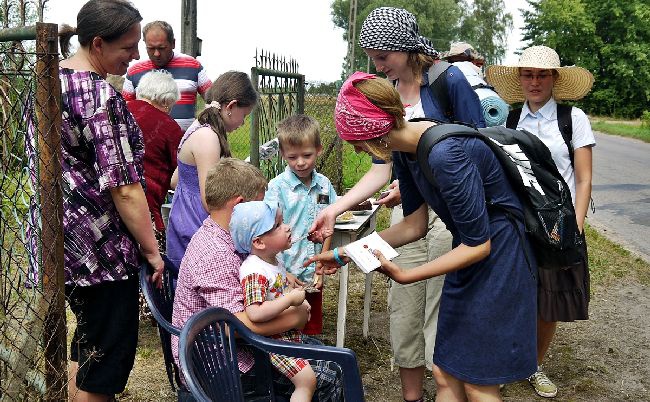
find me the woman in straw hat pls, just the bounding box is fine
[486,45,595,399]
[310,9,485,401]
[307,71,538,401]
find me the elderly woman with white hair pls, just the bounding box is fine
[126,70,183,250]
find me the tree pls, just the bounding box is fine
[331,0,464,76]
[521,0,650,117]
[459,0,513,64]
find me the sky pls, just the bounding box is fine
[44,0,530,82]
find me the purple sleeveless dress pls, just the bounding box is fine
[165,123,211,271]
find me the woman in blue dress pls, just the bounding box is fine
[308,72,537,401]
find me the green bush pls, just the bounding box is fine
[641,111,650,128]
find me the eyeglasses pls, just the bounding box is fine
[519,73,554,81]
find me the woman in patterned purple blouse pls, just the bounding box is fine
[57,1,164,400]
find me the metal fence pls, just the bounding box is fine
[0,21,370,402]
[0,20,67,401]
[246,50,371,195]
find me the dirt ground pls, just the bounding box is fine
[324,269,650,401]
[122,269,650,401]
[121,229,650,401]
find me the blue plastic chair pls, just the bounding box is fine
[179,307,365,402]
[139,258,184,392]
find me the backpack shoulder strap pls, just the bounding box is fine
[427,61,453,121]
[416,123,481,188]
[506,107,522,129]
[556,103,574,167]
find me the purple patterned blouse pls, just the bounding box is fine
[59,68,145,286]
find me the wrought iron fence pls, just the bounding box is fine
[0,19,67,401]
[245,50,372,195]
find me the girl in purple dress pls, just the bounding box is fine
[165,71,258,270]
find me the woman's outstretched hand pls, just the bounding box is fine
[304,249,349,275]
[373,249,406,283]
[373,179,402,208]
[308,206,337,243]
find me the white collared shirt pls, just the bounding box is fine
[513,98,596,204]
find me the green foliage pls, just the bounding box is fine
[458,0,513,64]
[307,81,340,96]
[590,120,650,143]
[330,0,511,75]
[521,0,650,118]
[641,111,650,128]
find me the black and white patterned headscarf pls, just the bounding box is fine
[358,7,439,58]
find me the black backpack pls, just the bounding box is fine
[426,60,454,121]
[415,121,585,270]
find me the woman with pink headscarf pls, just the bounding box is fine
[307,72,537,401]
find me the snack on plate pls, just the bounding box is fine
[349,199,372,211]
[336,210,354,223]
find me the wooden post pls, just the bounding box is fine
[35,22,66,402]
[180,0,198,57]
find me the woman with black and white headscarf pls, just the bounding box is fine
[310,7,485,402]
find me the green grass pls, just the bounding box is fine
[591,120,650,143]
[584,223,650,287]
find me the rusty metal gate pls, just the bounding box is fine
[248,50,344,193]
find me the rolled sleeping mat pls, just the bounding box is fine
[476,87,509,127]
[452,61,509,127]
[453,61,485,87]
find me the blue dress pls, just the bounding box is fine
[394,133,537,385]
[165,124,210,271]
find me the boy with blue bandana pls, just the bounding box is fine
[231,201,316,402]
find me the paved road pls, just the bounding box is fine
[589,132,650,262]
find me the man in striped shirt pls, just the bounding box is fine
[122,21,212,132]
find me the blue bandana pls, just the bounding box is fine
[230,201,278,254]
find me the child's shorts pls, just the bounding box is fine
[66,274,139,395]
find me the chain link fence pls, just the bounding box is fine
[0,22,67,401]
[0,25,371,402]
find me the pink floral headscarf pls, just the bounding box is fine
[335,72,395,141]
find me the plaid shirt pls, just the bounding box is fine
[59,68,144,286]
[240,256,308,378]
[171,217,254,373]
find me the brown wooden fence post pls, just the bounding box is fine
[35,22,66,402]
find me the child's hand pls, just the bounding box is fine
[312,273,323,290]
[301,299,312,322]
[286,272,304,289]
[287,287,306,306]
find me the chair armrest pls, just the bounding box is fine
[138,262,181,336]
[226,309,365,401]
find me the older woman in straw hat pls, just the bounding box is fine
[486,45,595,399]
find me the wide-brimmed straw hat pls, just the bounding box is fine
[485,45,594,104]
